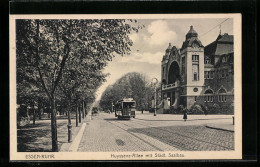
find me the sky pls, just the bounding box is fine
[95,18,233,103]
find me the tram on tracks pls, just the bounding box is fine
[114,98,136,119]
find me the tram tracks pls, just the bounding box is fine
[97,114,234,151]
[95,115,164,151]
[132,119,234,150]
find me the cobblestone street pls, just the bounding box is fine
[76,111,234,152]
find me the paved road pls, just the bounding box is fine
[77,111,234,152]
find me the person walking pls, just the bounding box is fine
[183,109,188,121]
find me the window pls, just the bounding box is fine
[194,96,197,102]
[204,96,213,102]
[218,95,227,102]
[205,58,211,64]
[194,72,198,81]
[222,56,227,63]
[192,55,199,61]
[204,71,208,79]
[218,88,227,102]
[211,71,215,78]
[192,64,199,81]
[204,89,214,102]
[205,71,214,79]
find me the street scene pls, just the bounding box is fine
[13,16,238,157]
[69,111,234,152]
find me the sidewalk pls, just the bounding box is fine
[17,114,82,152]
[59,114,91,152]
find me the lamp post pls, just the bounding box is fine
[152,78,158,116]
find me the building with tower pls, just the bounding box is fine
[160,26,234,112]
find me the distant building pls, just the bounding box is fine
[161,26,234,111]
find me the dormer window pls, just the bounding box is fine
[205,58,211,64]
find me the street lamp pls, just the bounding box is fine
[152,78,158,116]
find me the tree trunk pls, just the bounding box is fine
[33,108,36,125]
[84,102,88,115]
[50,97,58,152]
[76,102,78,127]
[38,100,42,120]
[68,100,71,125]
[38,106,42,120]
[82,101,85,119]
[79,102,81,123]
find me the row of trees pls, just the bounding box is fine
[16,19,141,151]
[99,72,161,111]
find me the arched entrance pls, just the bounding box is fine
[168,61,180,84]
[166,61,180,109]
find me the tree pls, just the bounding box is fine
[16,19,139,151]
[99,72,155,110]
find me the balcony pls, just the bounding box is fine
[162,81,179,91]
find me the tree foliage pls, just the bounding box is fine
[16,19,140,151]
[99,72,160,111]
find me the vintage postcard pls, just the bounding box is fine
[10,14,242,161]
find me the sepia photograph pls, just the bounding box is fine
[9,14,242,160]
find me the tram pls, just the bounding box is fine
[114,98,136,119]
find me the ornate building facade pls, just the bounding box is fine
[160,26,234,111]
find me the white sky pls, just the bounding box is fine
[95,18,233,102]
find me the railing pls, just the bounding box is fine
[162,82,179,90]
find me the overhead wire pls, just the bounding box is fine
[134,18,230,52]
[199,18,230,39]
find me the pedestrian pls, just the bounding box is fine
[201,105,208,116]
[183,109,188,121]
[204,109,208,116]
[141,109,144,114]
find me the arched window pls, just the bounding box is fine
[218,88,226,94]
[218,88,227,102]
[204,89,214,102]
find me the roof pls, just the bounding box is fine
[181,37,203,49]
[162,44,180,62]
[217,33,233,43]
[205,33,233,56]
[215,52,234,67]
[181,26,203,50]
[186,25,198,39]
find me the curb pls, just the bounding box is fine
[59,115,90,152]
[68,122,86,152]
[205,125,234,132]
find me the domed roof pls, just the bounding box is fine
[181,25,203,50]
[186,25,198,39]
